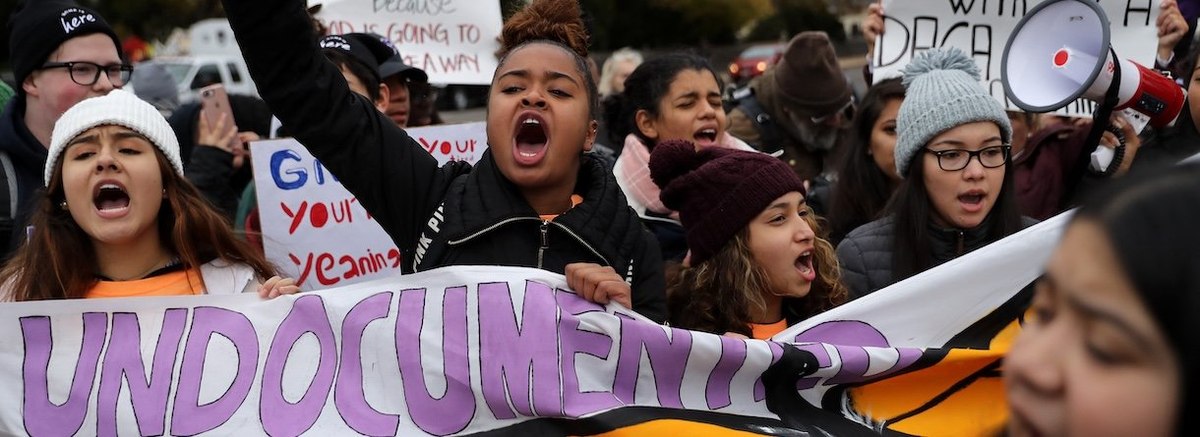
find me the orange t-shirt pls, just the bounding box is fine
[539,194,584,221]
[85,268,205,299]
[750,319,789,340]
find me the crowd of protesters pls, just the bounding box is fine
[0,0,1197,434]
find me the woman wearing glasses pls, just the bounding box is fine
[836,48,1033,300]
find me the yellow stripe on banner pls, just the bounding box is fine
[591,419,770,436]
[846,318,1022,437]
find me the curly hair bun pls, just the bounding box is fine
[500,0,589,59]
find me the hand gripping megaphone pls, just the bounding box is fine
[1001,0,1185,129]
[1001,0,1186,173]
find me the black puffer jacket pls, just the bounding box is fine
[0,97,49,257]
[836,215,1037,300]
[221,0,666,322]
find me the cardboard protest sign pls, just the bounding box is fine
[409,121,488,164]
[874,0,1160,117]
[0,211,1071,435]
[250,123,487,290]
[251,138,402,290]
[313,0,502,84]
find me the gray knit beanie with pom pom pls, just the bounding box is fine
[894,47,1012,178]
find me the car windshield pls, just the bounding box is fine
[741,45,781,58]
[156,61,193,87]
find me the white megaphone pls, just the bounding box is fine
[1001,0,1185,129]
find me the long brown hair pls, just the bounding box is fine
[2,150,277,301]
[668,209,847,337]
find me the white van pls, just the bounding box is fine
[149,55,257,103]
[133,18,258,104]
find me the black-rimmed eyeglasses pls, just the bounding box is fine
[925,145,1011,171]
[38,61,133,87]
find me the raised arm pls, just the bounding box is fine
[220,0,467,251]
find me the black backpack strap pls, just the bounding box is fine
[733,90,785,154]
[0,150,15,250]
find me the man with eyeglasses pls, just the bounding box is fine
[727,31,854,190]
[0,1,126,257]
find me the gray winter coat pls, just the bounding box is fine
[836,215,1036,300]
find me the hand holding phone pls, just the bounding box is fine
[199,84,239,151]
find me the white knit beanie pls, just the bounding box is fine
[46,89,183,186]
[894,47,1012,178]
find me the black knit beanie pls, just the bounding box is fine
[8,0,122,96]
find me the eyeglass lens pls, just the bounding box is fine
[934,146,1009,171]
[58,62,132,86]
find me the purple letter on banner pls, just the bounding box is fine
[396,287,474,435]
[793,321,923,389]
[613,315,691,408]
[335,292,399,436]
[557,291,621,417]
[706,336,747,409]
[97,310,188,436]
[261,294,339,436]
[478,281,561,419]
[170,307,259,435]
[21,313,107,436]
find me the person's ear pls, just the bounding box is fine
[374,83,390,114]
[22,74,39,98]
[583,120,598,152]
[635,109,658,141]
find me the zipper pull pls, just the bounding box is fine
[537,220,550,268]
[956,230,965,256]
[540,220,550,249]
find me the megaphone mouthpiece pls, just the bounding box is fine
[1050,46,1100,86]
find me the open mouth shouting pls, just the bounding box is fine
[513,112,550,166]
[693,126,719,147]
[958,189,987,214]
[93,181,131,219]
[795,249,816,282]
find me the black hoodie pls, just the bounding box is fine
[0,96,50,257]
[219,0,666,322]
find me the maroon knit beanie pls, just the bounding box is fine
[649,140,807,265]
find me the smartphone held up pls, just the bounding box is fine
[199,84,241,151]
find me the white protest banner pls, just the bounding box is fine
[313,0,502,84]
[0,213,1070,435]
[0,266,867,436]
[873,0,1160,117]
[251,122,487,290]
[774,211,1070,435]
